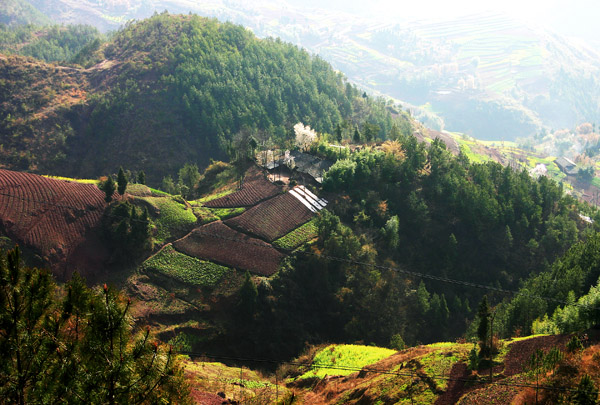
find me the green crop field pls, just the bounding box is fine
[209,207,246,220]
[140,245,230,287]
[197,188,236,204]
[273,218,318,250]
[42,175,98,184]
[139,196,197,243]
[419,343,471,390]
[299,344,395,379]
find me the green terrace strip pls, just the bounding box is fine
[420,343,471,390]
[184,360,285,403]
[189,205,219,225]
[42,175,98,184]
[139,196,197,243]
[273,218,318,250]
[196,188,236,204]
[299,344,395,379]
[140,245,230,287]
[209,207,246,220]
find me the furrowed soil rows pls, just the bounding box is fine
[204,166,281,208]
[173,221,284,276]
[503,334,571,376]
[0,169,108,264]
[225,192,314,242]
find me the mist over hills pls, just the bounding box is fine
[8,0,600,142]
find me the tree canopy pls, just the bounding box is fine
[0,247,189,404]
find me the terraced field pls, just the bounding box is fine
[173,221,284,276]
[0,169,111,271]
[203,166,281,208]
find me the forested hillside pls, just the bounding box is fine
[206,136,599,360]
[0,0,50,26]
[0,24,103,62]
[0,12,412,183]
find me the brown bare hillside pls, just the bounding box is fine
[225,192,314,242]
[0,169,110,278]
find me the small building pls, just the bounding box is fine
[555,157,578,176]
[289,150,333,184]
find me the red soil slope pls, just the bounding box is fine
[0,169,110,277]
[225,192,314,242]
[204,166,281,208]
[173,221,284,276]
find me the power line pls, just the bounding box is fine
[191,229,600,312]
[0,188,597,396]
[179,351,591,395]
[1,188,598,312]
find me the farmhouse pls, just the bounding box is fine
[288,150,333,184]
[555,157,578,176]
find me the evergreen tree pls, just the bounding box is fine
[238,271,258,320]
[101,175,116,203]
[477,296,490,357]
[0,248,54,405]
[137,170,146,185]
[389,123,401,140]
[572,374,598,405]
[335,123,343,144]
[117,167,128,195]
[0,248,190,403]
[353,125,361,144]
[178,164,201,199]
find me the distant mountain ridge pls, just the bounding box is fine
[13,0,600,141]
[0,12,411,183]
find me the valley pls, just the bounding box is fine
[1,5,600,404]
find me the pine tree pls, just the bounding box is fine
[238,271,258,320]
[117,167,128,195]
[0,248,55,405]
[101,175,116,203]
[353,125,361,144]
[0,248,190,403]
[477,296,490,357]
[572,374,598,405]
[335,123,343,144]
[137,170,146,185]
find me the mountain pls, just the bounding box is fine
[13,1,600,141]
[0,13,412,183]
[0,0,51,26]
[0,24,103,63]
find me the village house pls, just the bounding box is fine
[554,156,578,176]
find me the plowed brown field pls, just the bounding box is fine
[0,169,110,275]
[173,221,284,276]
[204,166,281,208]
[225,192,313,242]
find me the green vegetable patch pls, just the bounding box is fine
[140,245,230,287]
[273,218,318,250]
[209,207,246,220]
[300,344,395,379]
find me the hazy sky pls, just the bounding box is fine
[287,0,600,46]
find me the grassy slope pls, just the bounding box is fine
[138,195,197,243]
[140,244,230,288]
[425,131,577,191]
[298,344,396,379]
[286,335,598,404]
[184,359,286,404]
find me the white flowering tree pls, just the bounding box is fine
[294,122,317,151]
